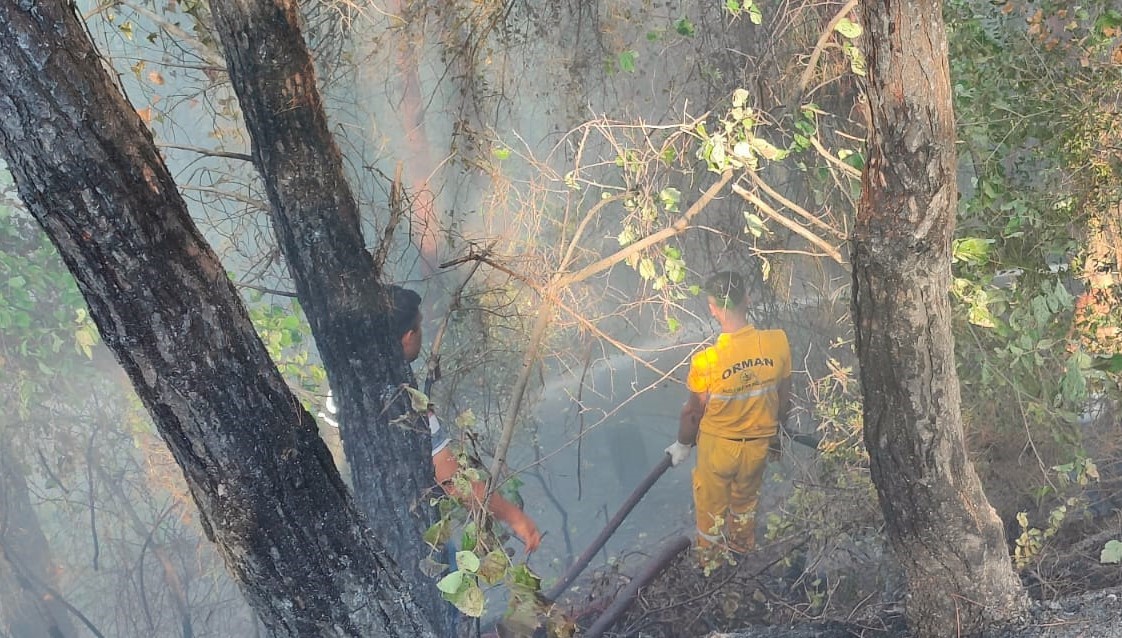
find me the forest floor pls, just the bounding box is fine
[558,505,1122,638]
[525,393,1122,638]
[705,585,1122,638]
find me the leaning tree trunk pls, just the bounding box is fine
[0,441,79,638]
[206,2,447,629]
[0,1,434,636]
[853,1,1028,636]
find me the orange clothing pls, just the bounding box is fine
[693,431,769,552]
[686,326,791,440]
[686,325,791,553]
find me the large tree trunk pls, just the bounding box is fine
[0,1,434,635]
[853,2,1028,636]
[0,441,79,638]
[206,0,447,628]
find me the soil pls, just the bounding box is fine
[555,514,1122,638]
[710,586,1122,638]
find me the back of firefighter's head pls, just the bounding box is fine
[702,271,747,319]
[388,285,423,363]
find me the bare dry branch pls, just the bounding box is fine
[733,183,845,264]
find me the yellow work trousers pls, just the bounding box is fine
[692,431,770,553]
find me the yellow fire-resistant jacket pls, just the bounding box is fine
[686,325,791,440]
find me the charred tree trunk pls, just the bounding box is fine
[0,1,434,635]
[853,2,1028,636]
[206,0,446,628]
[0,441,79,638]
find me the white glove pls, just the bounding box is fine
[665,441,692,467]
[318,390,339,428]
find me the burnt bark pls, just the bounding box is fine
[205,0,446,627]
[853,2,1028,636]
[0,0,434,635]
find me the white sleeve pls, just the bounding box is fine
[429,414,451,456]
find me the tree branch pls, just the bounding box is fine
[733,183,845,264]
[810,136,862,179]
[233,281,298,298]
[750,171,845,238]
[158,143,252,163]
[556,170,733,288]
[798,0,860,98]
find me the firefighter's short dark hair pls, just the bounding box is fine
[703,271,747,310]
[388,285,421,339]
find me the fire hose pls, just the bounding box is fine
[542,454,673,603]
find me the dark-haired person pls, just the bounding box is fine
[665,272,791,555]
[323,286,542,553]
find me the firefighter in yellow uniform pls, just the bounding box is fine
[665,272,791,554]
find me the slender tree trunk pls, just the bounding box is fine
[0,1,434,635]
[388,0,441,276]
[853,2,1028,636]
[0,441,80,638]
[206,0,448,629]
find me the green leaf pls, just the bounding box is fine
[492,147,511,160]
[748,3,762,24]
[725,0,741,14]
[967,294,997,328]
[454,408,477,428]
[1095,9,1122,36]
[498,482,525,511]
[952,237,993,265]
[563,171,580,190]
[674,17,695,37]
[460,523,478,552]
[452,582,486,617]
[617,226,637,247]
[424,519,452,548]
[749,137,786,161]
[638,257,657,280]
[1091,354,1122,374]
[1061,351,1090,405]
[1101,540,1122,564]
[732,89,750,111]
[477,549,510,585]
[744,212,767,238]
[436,571,464,594]
[666,261,685,283]
[503,597,544,634]
[667,317,681,332]
[618,50,637,73]
[658,187,681,213]
[75,326,97,359]
[456,550,481,573]
[834,18,862,39]
[509,564,541,591]
[403,386,430,412]
[843,42,866,76]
